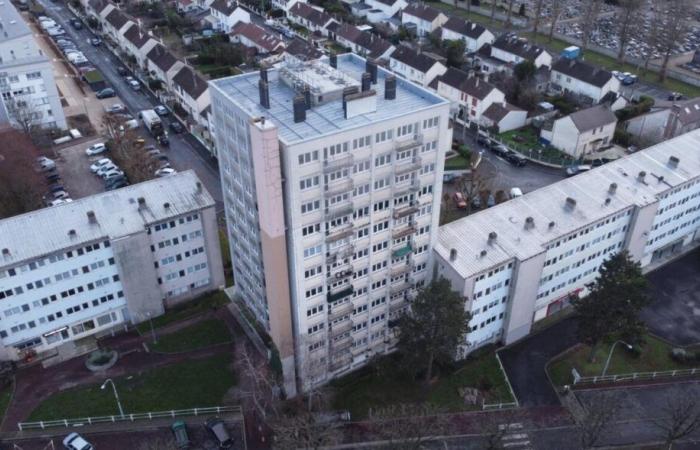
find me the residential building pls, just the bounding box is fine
[436,129,700,353]
[285,37,323,61]
[287,2,336,36]
[435,68,505,126]
[332,24,394,60]
[210,53,451,394]
[271,0,305,12]
[172,66,211,125]
[400,3,447,37]
[208,0,251,33]
[477,34,551,74]
[625,98,700,145]
[0,171,224,363]
[365,0,407,19]
[440,17,494,53]
[122,24,158,68]
[389,46,446,88]
[146,44,186,92]
[550,59,620,103]
[480,102,527,133]
[230,22,286,54]
[543,104,617,158]
[0,2,66,129]
[176,0,199,13]
[103,9,132,46]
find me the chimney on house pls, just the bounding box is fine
[450,248,457,261]
[524,216,535,230]
[303,85,311,110]
[668,155,680,168]
[488,231,497,245]
[137,197,146,209]
[366,58,377,84]
[293,95,306,123]
[637,171,647,182]
[609,183,618,194]
[361,72,371,92]
[565,197,576,211]
[385,75,396,100]
[258,79,270,109]
[86,211,97,224]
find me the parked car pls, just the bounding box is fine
[171,421,191,449]
[90,37,102,46]
[45,172,61,182]
[69,19,82,29]
[476,134,490,147]
[155,167,177,177]
[491,144,509,157]
[442,173,458,183]
[157,134,169,146]
[49,198,72,207]
[668,92,684,101]
[128,79,141,90]
[205,418,233,449]
[96,163,118,177]
[471,196,481,209]
[154,105,169,116]
[90,158,113,173]
[47,184,65,193]
[487,193,496,207]
[117,66,128,76]
[104,174,126,186]
[85,142,107,156]
[63,432,93,450]
[169,121,184,133]
[505,152,527,167]
[105,179,128,190]
[106,103,126,114]
[509,187,523,199]
[622,74,638,85]
[96,88,115,99]
[102,169,125,180]
[37,156,56,171]
[565,164,592,177]
[453,192,467,209]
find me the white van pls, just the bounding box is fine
[509,187,523,199]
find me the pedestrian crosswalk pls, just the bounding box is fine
[499,422,534,449]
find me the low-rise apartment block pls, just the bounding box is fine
[0,172,224,363]
[435,130,700,353]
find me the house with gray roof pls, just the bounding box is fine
[543,104,617,158]
[401,3,447,36]
[122,24,158,67]
[551,59,620,103]
[481,102,527,133]
[440,17,494,53]
[435,67,505,125]
[389,45,446,87]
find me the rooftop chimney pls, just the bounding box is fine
[480,249,487,258]
[450,248,457,261]
[86,211,97,224]
[259,67,268,83]
[668,155,680,168]
[137,197,146,208]
[293,95,306,123]
[637,171,647,182]
[565,197,576,211]
[488,231,497,245]
[1,248,9,257]
[361,72,371,92]
[548,221,556,229]
[163,202,171,210]
[524,216,535,230]
[330,52,337,68]
[609,183,617,194]
[68,229,77,238]
[366,58,377,84]
[196,181,202,193]
[303,85,311,110]
[385,75,396,100]
[259,79,270,109]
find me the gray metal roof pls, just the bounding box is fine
[436,130,700,278]
[0,1,33,42]
[0,171,214,268]
[210,53,448,145]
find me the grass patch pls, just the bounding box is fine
[0,383,12,425]
[548,335,697,386]
[136,290,228,333]
[29,355,236,421]
[499,127,576,165]
[150,319,231,353]
[445,155,471,170]
[331,349,513,419]
[523,33,700,98]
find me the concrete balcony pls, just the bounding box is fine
[392,225,416,240]
[390,280,415,296]
[329,301,353,319]
[324,178,354,198]
[331,335,353,353]
[323,153,354,173]
[330,319,353,336]
[330,353,352,371]
[393,202,419,220]
[326,242,354,263]
[391,243,413,259]
[392,179,421,198]
[395,157,423,176]
[327,285,354,303]
[394,134,423,152]
[326,223,355,243]
[325,199,354,221]
[390,262,413,277]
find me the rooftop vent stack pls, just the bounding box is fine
[86,211,97,224]
[488,231,497,245]
[293,95,306,123]
[565,197,576,211]
[669,155,680,168]
[258,79,270,109]
[548,221,556,229]
[637,171,646,182]
[342,86,359,119]
[385,75,396,100]
[137,197,146,208]
[366,59,377,84]
[361,72,371,92]
[450,248,457,261]
[303,85,311,110]
[68,229,77,238]
[608,182,618,195]
[605,198,611,206]
[259,67,268,83]
[196,181,202,193]
[330,52,337,68]
[1,248,9,258]
[163,202,171,210]
[524,216,535,230]
[480,249,487,258]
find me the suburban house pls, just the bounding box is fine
[440,17,494,53]
[175,0,199,13]
[122,24,158,68]
[352,0,407,24]
[435,67,505,126]
[626,97,700,144]
[230,22,286,54]
[332,24,394,59]
[86,0,114,19]
[271,0,305,12]
[365,0,407,18]
[103,9,132,46]
[208,0,251,33]
[401,3,447,36]
[147,44,185,92]
[287,2,336,36]
[542,104,617,158]
[389,45,446,87]
[172,66,211,126]
[477,34,551,74]
[550,59,620,103]
[480,102,527,133]
[284,37,323,61]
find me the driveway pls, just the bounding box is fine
[498,318,579,407]
[642,249,700,346]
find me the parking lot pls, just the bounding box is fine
[54,137,109,199]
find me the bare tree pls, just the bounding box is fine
[657,0,692,82]
[239,343,281,419]
[0,128,47,219]
[576,392,619,450]
[617,0,643,63]
[640,5,663,76]
[580,0,603,52]
[271,407,343,450]
[547,0,564,43]
[457,165,493,214]
[367,403,453,450]
[490,0,498,23]
[531,0,545,41]
[505,0,516,28]
[101,115,156,183]
[5,96,42,138]
[654,393,700,449]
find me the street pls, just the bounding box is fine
[37,0,224,209]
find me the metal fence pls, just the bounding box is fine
[482,401,519,411]
[572,367,700,386]
[17,406,241,431]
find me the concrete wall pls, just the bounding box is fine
[625,109,670,145]
[504,252,546,344]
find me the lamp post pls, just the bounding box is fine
[601,340,633,377]
[100,378,124,417]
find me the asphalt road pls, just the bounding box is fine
[38,0,224,209]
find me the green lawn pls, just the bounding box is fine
[0,383,12,424]
[136,290,229,333]
[150,319,232,353]
[548,335,697,386]
[445,155,471,170]
[331,349,513,419]
[523,33,700,98]
[499,127,576,165]
[29,355,236,421]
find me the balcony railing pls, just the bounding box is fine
[394,134,423,152]
[327,285,354,303]
[330,353,352,371]
[390,262,413,277]
[393,202,420,220]
[329,301,353,319]
[323,153,354,173]
[326,223,355,243]
[391,243,413,259]
[392,225,416,240]
[392,179,421,198]
[325,200,354,221]
[331,335,352,353]
[395,157,423,176]
[330,319,353,336]
[390,280,415,296]
[324,178,354,198]
[327,242,354,262]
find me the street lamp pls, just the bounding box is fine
[601,340,633,377]
[100,378,125,417]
